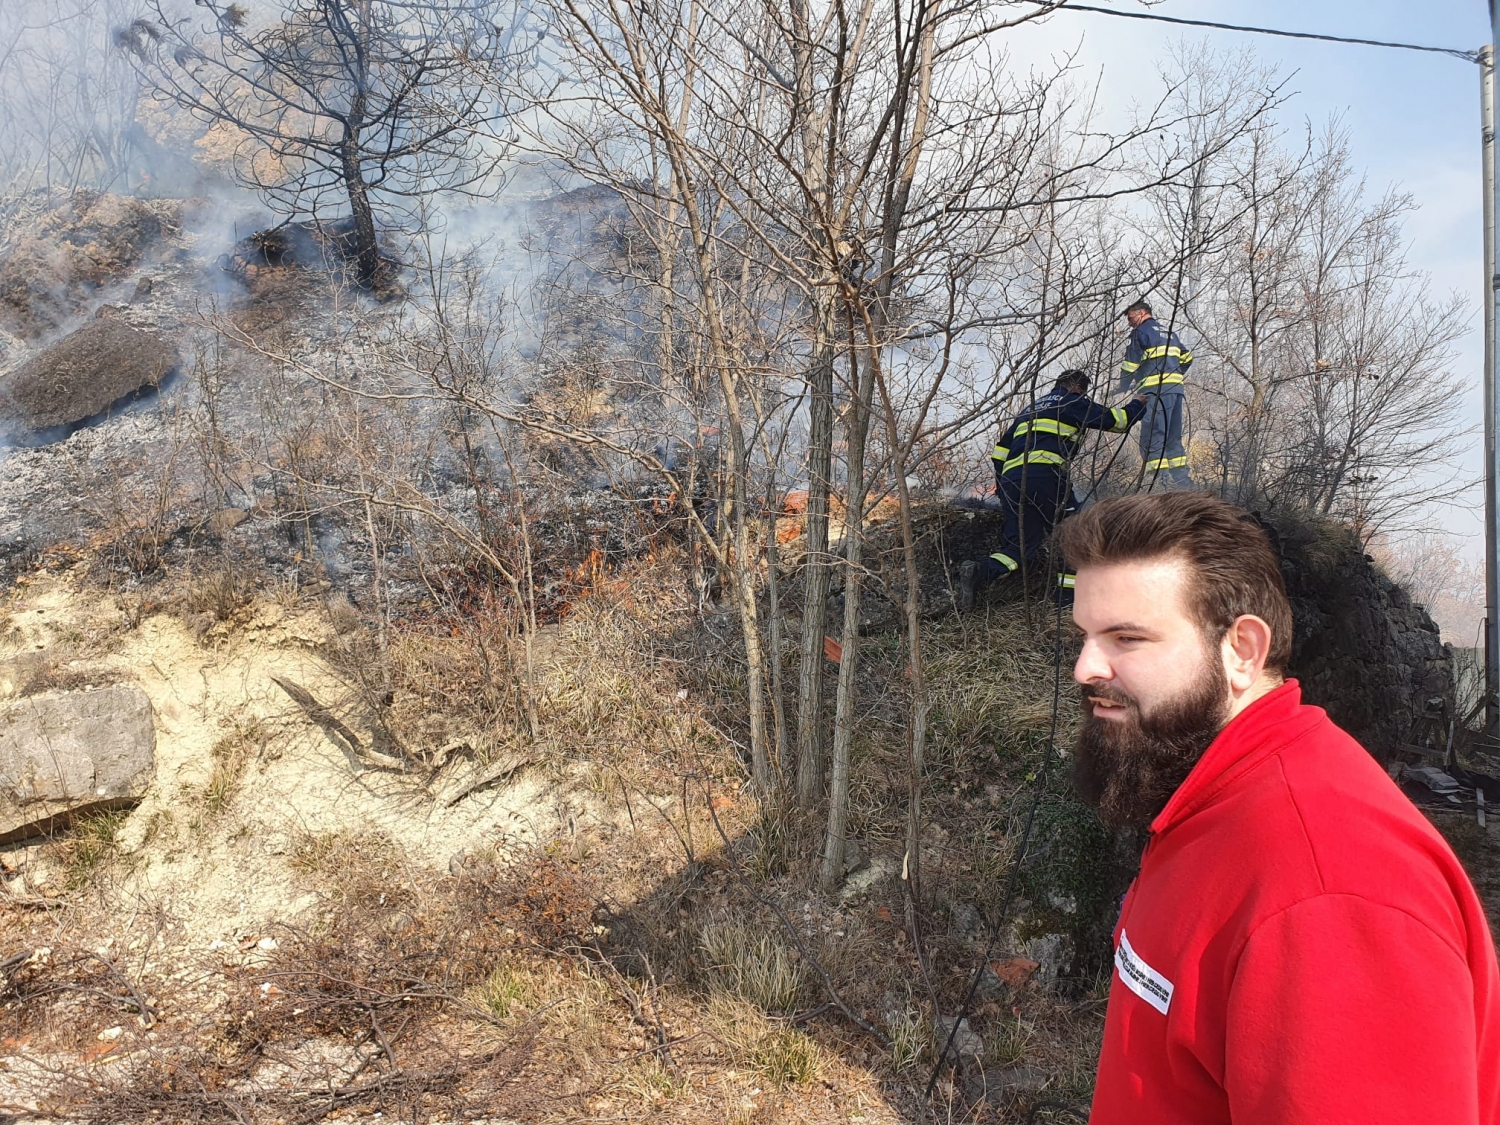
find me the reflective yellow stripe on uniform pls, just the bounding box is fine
[1142,345,1189,361]
[1144,455,1189,471]
[991,552,1019,572]
[1002,450,1067,474]
[991,444,1010,462]
[1109,407,1128,431]
[1014,419,1080,439]
[1138,371,1186,387]
[1120,360,1141,374]
[1056,573,1076,589]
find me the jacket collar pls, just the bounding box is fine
[1149,679,1325,836]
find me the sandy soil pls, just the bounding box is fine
[0,570,607,1115]
[0,569,920,1124]
[0,569,588,912]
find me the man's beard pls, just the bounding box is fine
[1073,655,1230,830]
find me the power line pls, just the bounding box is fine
[1055,3,1482,65]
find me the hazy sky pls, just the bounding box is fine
[1009,0,1493,557]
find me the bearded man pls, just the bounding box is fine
[1059,491,1500,1124]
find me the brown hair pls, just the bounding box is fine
[1057,491,1293,674]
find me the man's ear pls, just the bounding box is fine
[1221,614,1273,693]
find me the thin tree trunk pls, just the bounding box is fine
[789,0,837,810]
[765,479,790,777]
[726,416,772,792]
[664,144,773,791]
[821,345,874,889]
[341,149,382,287]
[340,0,380,287]
[796,329,835,807]
[876,0,939,909]
[871,360,930,911]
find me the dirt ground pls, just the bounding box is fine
[4,560,1088,1124]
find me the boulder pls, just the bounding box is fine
[0,686,155,843]
[1269,514,1454,762]
[0,318,178,441]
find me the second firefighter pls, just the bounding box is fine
[958,369,1146,610]
[1119,300,1194,489]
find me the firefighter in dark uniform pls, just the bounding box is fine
[957,369,1147,610]
[1120,299,1194,489]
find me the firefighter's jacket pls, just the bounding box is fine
[1118,316,1192,396]
[991,388,1146,486]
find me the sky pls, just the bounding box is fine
[1006,0,1495,565]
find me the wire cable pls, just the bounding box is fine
[1053,4,1482,65]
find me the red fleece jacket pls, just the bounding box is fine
[1089,680,1500,1124]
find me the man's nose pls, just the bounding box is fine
[1074,638,1112,686]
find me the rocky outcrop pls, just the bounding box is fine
[0,318,178,442]
[0,686,156,842]
[0,192,181,337]
[1268,514,1452,763]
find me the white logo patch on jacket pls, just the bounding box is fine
[1115,929,1174,1015]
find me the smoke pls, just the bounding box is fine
[0,0,177,200]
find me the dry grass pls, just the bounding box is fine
[5,504,1120,1123]
[751,1026,822,1085]
[699,917,807,1014]
[203,717,268,816]
[173,561,259,644]
[8,653,123,699]
[57,808,130,890]
[473,959,543,1020]
[703,994,821,1087]
[288,828,416,914]
[886,996,928,1073]
[36,824,910,1124]
[369,602,527,757]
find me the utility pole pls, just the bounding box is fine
[1485,23,1500,737]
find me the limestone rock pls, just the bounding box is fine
[0,686,155,842]
[985,1065,1052,1100]
[842,836,868,876]
[935,1015,984,1061]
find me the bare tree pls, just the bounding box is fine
[1175,110,1470,539]
[127,0,514,284]
[0,0,146,198]
[492,1,1283,895]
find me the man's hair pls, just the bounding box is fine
[1057,369,1090,394]
[1057,491,1293,674]
[1124,300,1152,317]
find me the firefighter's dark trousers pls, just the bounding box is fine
[980,467,1073,586]
[1139,391,1192,489]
